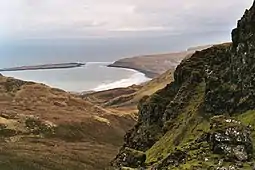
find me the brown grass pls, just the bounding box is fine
[0,76,136,170]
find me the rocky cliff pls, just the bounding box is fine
[112,1,255,169]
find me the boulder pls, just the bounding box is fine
[208,116,253,162]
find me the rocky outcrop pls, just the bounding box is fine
[112,1,255,169]
[208,116,253,162]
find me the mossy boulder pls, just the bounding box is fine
[112,147,146,168]
[208,116,253,162]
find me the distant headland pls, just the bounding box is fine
[0,62,85,72]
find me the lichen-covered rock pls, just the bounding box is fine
[111,147,146,168]
[208,116,253,162]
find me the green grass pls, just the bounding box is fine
[237,110,255,154]
[145,83,209,164]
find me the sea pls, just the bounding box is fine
[0,33,227,92]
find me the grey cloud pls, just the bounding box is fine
[0,0,253,40]
[132,0,252,34]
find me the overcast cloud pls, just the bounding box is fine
[0,0,253,39]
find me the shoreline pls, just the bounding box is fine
[92,64,152,91]
[2,62,151,93]
[108,64,159,79]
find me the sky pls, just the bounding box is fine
[0,0,253,40]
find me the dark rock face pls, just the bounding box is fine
[170,44,231,118]
[205,1,255,114]
[230,2,255,113]
[122,83,179,152]
[204,44,233,114]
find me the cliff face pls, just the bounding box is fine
[112,2,255,170]
[205,1,255,114]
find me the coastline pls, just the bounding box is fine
[2,62,151,92]
[0,62,85,72]
[108,63,159,79]
[93,65,151,91]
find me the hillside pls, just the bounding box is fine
[85,69,174,109]
[0,75,136,170]
[0,36,213,170]
[112,1,255,170]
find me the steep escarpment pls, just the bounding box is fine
[205,2,255,115]
[112,2,255,169]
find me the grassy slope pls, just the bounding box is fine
[146,82,207,163]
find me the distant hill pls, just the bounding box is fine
[108,45,212,78]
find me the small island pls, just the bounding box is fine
[0,62,85,72]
